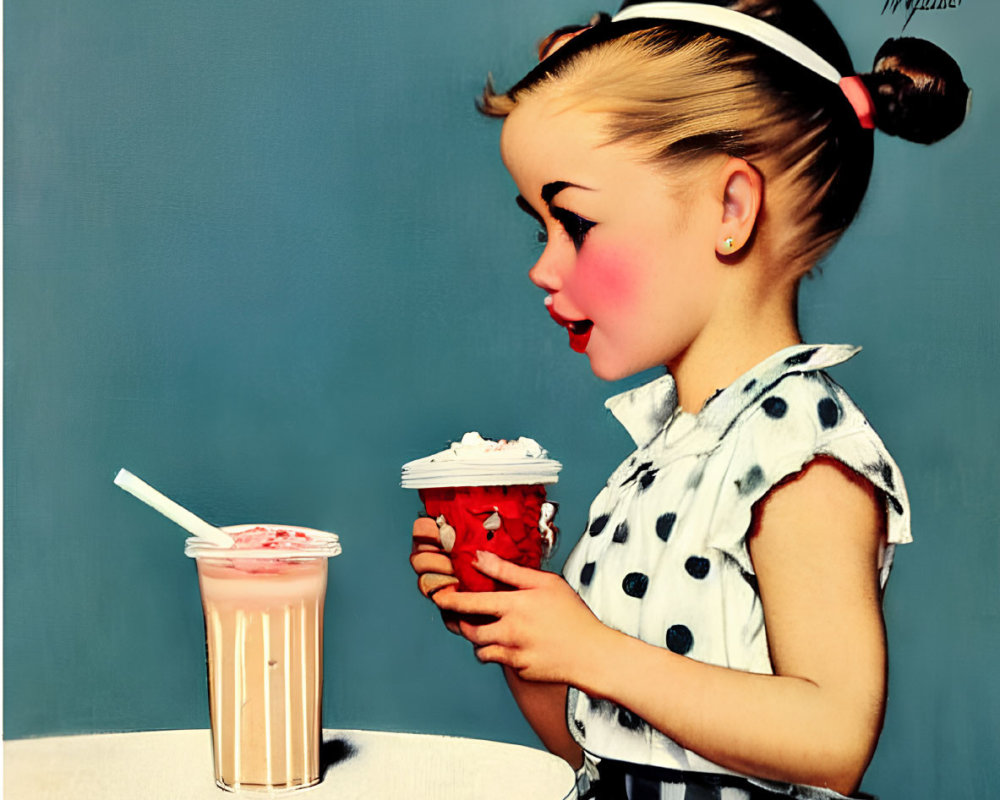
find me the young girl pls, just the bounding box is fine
[411,2,969,798]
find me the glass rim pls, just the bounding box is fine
[185,523,342,560]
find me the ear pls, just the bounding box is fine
[716,158,763,257]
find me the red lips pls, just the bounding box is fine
[545,298,593,353]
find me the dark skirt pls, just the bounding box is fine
[582,759,877,800]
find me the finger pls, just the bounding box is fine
[472,643,518,667]
[410,551,455,576]
[418,572,459,598]
[432,586,507,616]
[472,550,548,589]
[412,517,441,546]
[458,617,507,647]
[412,541,445,555]
[440,609,462,636]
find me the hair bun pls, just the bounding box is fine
[861,37,970,145]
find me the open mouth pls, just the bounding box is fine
[565,319,594,352]
[545,297,593,353]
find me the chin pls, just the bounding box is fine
[587,350,670,383]
[587,356,636,383]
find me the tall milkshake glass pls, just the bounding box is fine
[186,524,341,793]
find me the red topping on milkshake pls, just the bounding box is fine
[232,526,315,551]
[185,524,341,574]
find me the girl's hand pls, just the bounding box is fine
[410,516,461,633]
[432,550,609,684]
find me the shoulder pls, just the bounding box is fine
[706,370,910,573]
[727,369,903,501]
[749,455,884,560]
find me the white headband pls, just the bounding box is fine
[609,2,876,127]
[611,2,842,82]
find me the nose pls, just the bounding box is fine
[528,244,565,293]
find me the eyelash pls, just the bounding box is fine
[549,208,596,250]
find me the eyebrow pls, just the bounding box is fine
[541,180,590,205]
[515,180,593,223]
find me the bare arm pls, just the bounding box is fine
[435,457,886,795]
[503,668,583,768]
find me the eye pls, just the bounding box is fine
[550,208,596,250]
[536,227,548,245]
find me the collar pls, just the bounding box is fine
[605,344,861,448]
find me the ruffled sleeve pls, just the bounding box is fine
[705,371,910,589]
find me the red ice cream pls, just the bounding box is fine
[402,432,562,592]
[419,484,555,592]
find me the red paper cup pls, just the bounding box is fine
[419,484,557,592]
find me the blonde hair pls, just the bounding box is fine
[481,0,967,275]
[480,5,873,276]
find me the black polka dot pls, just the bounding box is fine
[685,556,710,579]
[639,469,658,490]
[617,707,643,730]
[622,572,649,598]
[762,397,788,418]
[612,521,629,543]
[588,514,609,537]
[573,718,586,737]
[817,397,840,428]
[889,494,903,515]
[656,512,677,542]
[742,572,759,594]
[742,379,757,393]
[736,465,764,495]
[621,461,654,487]
[485,531,494,541]
[666,625,694,655]
[785,348,818,366]
[580,562,596,586]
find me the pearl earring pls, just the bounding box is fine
[722,236,736,252]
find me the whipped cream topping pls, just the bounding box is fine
[401,431,562,489]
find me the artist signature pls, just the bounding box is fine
[882,0,962,30]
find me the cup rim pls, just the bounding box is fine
[184,523,342,560]
[402,475,559,489]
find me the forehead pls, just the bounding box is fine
[498,88,701,202]
[499,91,614,182]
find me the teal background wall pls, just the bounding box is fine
[4,1,997,797]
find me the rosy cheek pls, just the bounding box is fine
[570,244,638,313]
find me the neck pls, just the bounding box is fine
[668,278,801,414]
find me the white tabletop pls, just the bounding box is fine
[4,728,578,800]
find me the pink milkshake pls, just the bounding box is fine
[186,524,341,793]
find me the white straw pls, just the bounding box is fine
[114,468,234,548]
